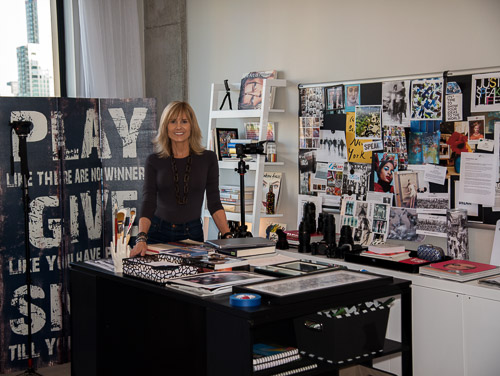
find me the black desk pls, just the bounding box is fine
[70,262,412,376]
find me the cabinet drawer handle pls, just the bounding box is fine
[304,320,323,331]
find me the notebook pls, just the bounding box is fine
[205,237,275,250]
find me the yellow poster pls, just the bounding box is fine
[346,112,372,164]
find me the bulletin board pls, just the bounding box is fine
[298,67,500,228]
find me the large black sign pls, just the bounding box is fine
[0,97,156,373]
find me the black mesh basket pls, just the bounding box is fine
[122,254,199,284]
[294,304,390,364]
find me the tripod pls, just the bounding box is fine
[10,121,43,376]
[232,142,267,238]
[234,155,252,237]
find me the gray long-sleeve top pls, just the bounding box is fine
[140,150,223,224]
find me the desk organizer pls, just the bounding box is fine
[294,304,389,364]
[122,254,199,284]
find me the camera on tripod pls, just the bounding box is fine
[235,140,267,158]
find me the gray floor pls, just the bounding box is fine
[0,363,70,376]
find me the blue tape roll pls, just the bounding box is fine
[230,293,261,307]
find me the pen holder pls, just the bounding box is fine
[110,241,131,273]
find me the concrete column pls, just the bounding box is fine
[144,0,187,116]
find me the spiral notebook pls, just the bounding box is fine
[253,343,299,366]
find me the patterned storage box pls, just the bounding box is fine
[122,254,199,284]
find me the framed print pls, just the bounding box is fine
[169,271,272,290]
[234,269,392,304]
[216,128,238,160]
[394,170,419,208]
[325,85,344,111]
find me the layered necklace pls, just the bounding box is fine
[171,155,192,205]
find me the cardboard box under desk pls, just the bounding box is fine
[294,305,390,364]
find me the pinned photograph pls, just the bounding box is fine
[408,131,439,165]
[394,170,419,208]
[416,193,449,214]
[317,129,347,162]
[372,152,398,193]
[299,117,321,149]
[387,207,424,242]
[326,162,344,196]
[383,126,408,169]
[345,84,360,111]
[416,214,447,237]
[410,78,443,120]
[325,85,344,111]
[354,105,382,139]
[382,80,410,126]
[299,87,324,124]
[341,162,372,201]
[467,116,485,144]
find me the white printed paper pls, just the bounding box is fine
[453,179,479,216]
[477,139,494,152]
[423,164,447,185]
[445,94,463,121]
[458,152,496,206]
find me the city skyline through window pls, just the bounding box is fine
[0,0,55,97]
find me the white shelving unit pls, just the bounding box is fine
[204,78,287,236]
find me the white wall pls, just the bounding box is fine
[186,0,500,261]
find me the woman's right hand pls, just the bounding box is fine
[130,241,148,257]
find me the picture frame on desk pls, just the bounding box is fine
[215,128,238,160]
[234,269,392,304]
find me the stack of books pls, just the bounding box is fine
[420,259,500,282]
[220,185,254,213]
[360,244,411,261]
[252,343,317,375]
[205,237,276,258]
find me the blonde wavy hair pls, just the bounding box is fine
[154,101,205,158]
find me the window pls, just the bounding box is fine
[0,0,57,97]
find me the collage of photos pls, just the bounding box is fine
[341,200,391,246]
[299,87,324,123]
[299,117,321,149]
[298,71,500,254]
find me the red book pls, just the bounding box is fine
[399,257,429,265]
[420,259,500,282]
[428,260,497,274]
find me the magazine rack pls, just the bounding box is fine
[204,79,287,237]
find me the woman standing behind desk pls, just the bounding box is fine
[131,101,232,257]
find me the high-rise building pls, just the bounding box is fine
[25,0,39,44]
[16,0,52,97]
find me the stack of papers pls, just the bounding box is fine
[361,243,410,261]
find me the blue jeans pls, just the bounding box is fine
[147,216,204,243]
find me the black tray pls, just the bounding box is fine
[344,251,432,273]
